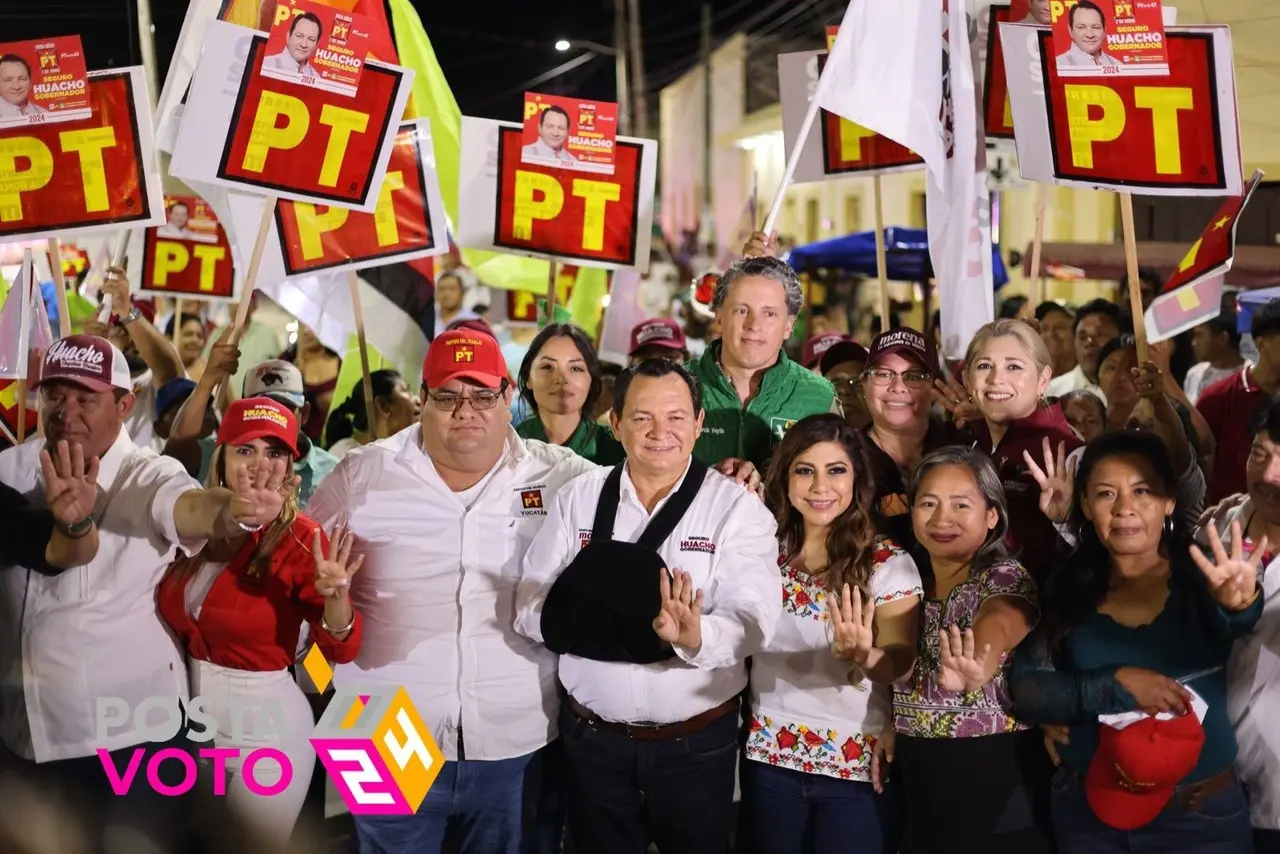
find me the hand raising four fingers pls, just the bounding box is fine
[1190,520,1265,612]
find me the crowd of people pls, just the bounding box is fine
[0,237,1276,854]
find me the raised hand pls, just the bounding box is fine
[936,625,992,693]
[931,375,981,429]
[741,230,778,258]
[1023,437,1075,523]
[829,583,875,664]
[313,525,364,600]
[40,440,100,527]
[654,568,704,650]
[227,457,296,529]
[1189,520,1266,612]
[205,325,241,385]
[101,266,133,319]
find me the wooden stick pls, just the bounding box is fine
[545,259,558,321]
[347,271,379,441]
[99,230,132,323]
[47,238,71,339]
[1118,192,1147,362]
[230,197,278,345]
[0,413,16,446]
[16,380,26,443]
[873,176,891,330]
[1029,183,1048,307]
[172,298,183,346]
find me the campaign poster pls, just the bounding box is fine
[1051,0,1169,77]
[521,92,618,176]
[157,196,221,244]
[0,36,91,129]
[259,0,372,97]
[141,195,237,301]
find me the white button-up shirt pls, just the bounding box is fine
[305,425,596,762]
[1200,494,1280,831]
[515,460,780,725]
[0,428,204,761]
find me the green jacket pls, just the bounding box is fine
[515,415,625,466]
[687,342,836,471]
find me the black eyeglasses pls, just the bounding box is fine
[424,381,508,413]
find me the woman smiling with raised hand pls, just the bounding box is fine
[1010,431,1261,854]
[743,413,922,854]
[940,319,1083,581]
[880,446,1053,854]
[515,323,624,465]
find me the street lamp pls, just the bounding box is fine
[552,38,630,134]
[554,39,571,51]
[554,38,619,56]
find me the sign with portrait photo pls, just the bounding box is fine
[141,195,237,301]
[259,0,372,97]
[520,92,618,176]
[0,36,91,129]
[1051,0,1169,77]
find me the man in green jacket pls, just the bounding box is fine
[687,255,837,472]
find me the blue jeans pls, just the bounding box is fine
[739,759,883,854]
[353,749,536,854]
[1051,766,1254,853]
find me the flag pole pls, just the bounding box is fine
[347,271,380,441]
[873,176,890,330]
[230,197,278,345]
[172,298,183,347]
[546,259,559,321]
[1029,183,1048,307]
[1118,192,1147,362]
[47,239,71,339]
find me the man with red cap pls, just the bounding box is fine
[0,335,287,848]
[628,318,690,367]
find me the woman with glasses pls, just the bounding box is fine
[742,414,922,854]
[860,329,961,548]
[937,319,1083,581]
[515,323,624,465]
[1010,431,1260,853]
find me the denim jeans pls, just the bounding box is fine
[738,759,882,854]
[353,749,536,854]
[1051,766,1254,853]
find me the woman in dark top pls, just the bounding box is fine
[1010,431,1260,853]
[515,323,624,465]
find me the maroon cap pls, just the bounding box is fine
[35,335,132,393]
[801,333,847,369]
[628,318,687,355]
[818,338,871,375]
[866,327,936,371]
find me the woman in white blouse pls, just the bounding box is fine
[743,413,923,853]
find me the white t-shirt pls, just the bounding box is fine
[1183,362,1239,406]
[745,539,923,783]
[124,370,157,450]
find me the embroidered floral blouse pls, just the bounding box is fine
[893,558,1038,739]
[745,539,923,782]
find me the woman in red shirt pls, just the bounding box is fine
[157,397,364,842]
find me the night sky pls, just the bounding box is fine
[8,0,820,122]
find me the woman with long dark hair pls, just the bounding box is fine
[515,323,623,464]
[742,413,922,853]
[879,446,1052,853]
[156,397,364,842]
[322,369,421,457]
[1010,431,1261,853]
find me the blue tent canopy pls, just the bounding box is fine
[1235,287,1280,334]
[784,227,1009,288]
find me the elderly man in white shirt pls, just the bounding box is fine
[1198,396,1280,853]
[0,335,287,847]
[515,359,781,854]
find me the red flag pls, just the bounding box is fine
[1144,170,1264,343]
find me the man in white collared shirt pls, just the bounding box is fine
[0,335,289,846]
[1200,397,1280,851]
[1055,1,1121,70]
[521,105,578,165]
[515,359,780,854]
[0,54,47,121]
[306,329,597,854]
[263,12,322,79]
[1047,298,1120,404]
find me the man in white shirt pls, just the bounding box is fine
[515,359,781,854]
[156,201,197,241]
[1200,396,1280,851]
[0,335,286,847]
[0,54,47,121]
[1185,313,1246,406]
[521,106,578,165]
[1047,298,1121,404]
[1056,1,1121,70]
[263,12,322,79]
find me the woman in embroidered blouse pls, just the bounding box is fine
[1009,431,1261,853]
[742,414,923,854]
[156,397,364,842]
[936,319,1082,581]
[876,445,1053,854]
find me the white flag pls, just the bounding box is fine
[816,0,993,359]
[929,0,994,360]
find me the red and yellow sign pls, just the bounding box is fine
[1040,30,1228,191]
[0,72,157,239]
[505,266,577,324]
[818,29,923,175]
[141,196,236,300]
[218,35,403,207]
[494,126,642,266]
[260,0,372,98]
[275,124,437,274]
[984,4,1017,140]
[218,0,398,64]
[0,36,91,130]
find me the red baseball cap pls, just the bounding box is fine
[1085,713,1206,830]
[35,335,132,393]
[866,327,937,372]
[216,397,301,459]
[628,318,687,355]
[424,329,509,390]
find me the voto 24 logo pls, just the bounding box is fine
[96,647,445,815]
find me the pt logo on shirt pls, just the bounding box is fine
[521,489,543,510]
